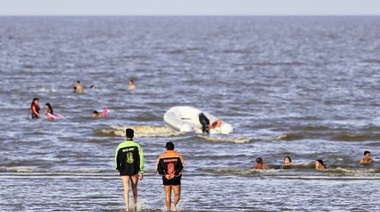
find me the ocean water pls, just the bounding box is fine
[1,16,380,211]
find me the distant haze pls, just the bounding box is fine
[0,0,380,16]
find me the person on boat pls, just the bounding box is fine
[282,156,292,169]
[209,119,222,129]
[128,80,137,90]
[31,98,40,119]
[359,151,373,164]
[198,113,210,134]
[156,142,184,212]
[45,103,54,120]
[315,159,326,170]
[254,157,267,169]
[115,128,144,211]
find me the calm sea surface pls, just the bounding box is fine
[1,16,380,211]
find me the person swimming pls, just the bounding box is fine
[254,157,267,169]
[93,111,104,118]
[93,109,109,118]
[315,159,326,170]
[359,151,373,164]
[282,156,292,169]
[128,80,137,90]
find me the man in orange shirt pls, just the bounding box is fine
[156,142,184,211]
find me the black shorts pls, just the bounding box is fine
[32,114,39,119]
[163,176,181,186]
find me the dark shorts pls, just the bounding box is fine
[32,114,39,119]
[163,176,181,186]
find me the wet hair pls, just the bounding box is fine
[364,151,371,155]
[130,80,134,83]
[31,98,39,108]
[77,81,81,83]
[284,156,292,163]
[166,142,174,150]
[45,103,53,114]
[316,159,326,168]
[93,111,99,115]
[256,157,263,164]
[126,128,134,138]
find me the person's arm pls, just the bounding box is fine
[138,144,144,174]
[175,155,184,175]
[156,157,165,175]
[115,146,121,171]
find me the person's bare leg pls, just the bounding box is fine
[121,176,131,211]
[171,185,181,211]
[130,174,139,207]
[164,185,172,211]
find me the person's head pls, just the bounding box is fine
[45,103,53,113]
[364,151,371,158]
[315,159,326,169]
[90,85,95,89]
[77,81,81,84]
[32,98,39,104]
[284,156,292,165]
[165,142,175,150]
[73,86,77,92]
[256,157,263,164]
[130,80,134,84]
[92,111,99,117]
[126,128,134,139]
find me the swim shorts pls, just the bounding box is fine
[163,176,181,186]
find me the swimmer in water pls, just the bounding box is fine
[93,111,104,118]
[75,81,84,93]
[315,159,326,170]
[128,80,137,90]
[254,157,267,170]
[282,156,292,169]
[359,151,373,164]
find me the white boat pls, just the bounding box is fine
[163,106,233,134]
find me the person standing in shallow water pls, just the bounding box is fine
[31,98,40,119]
[115,128,144,211]
[156,142,185,212]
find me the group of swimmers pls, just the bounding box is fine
[254,151,374,170]
[31,80,138,119]
[72,80,136,93]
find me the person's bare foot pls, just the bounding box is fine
[171,203,177,211]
